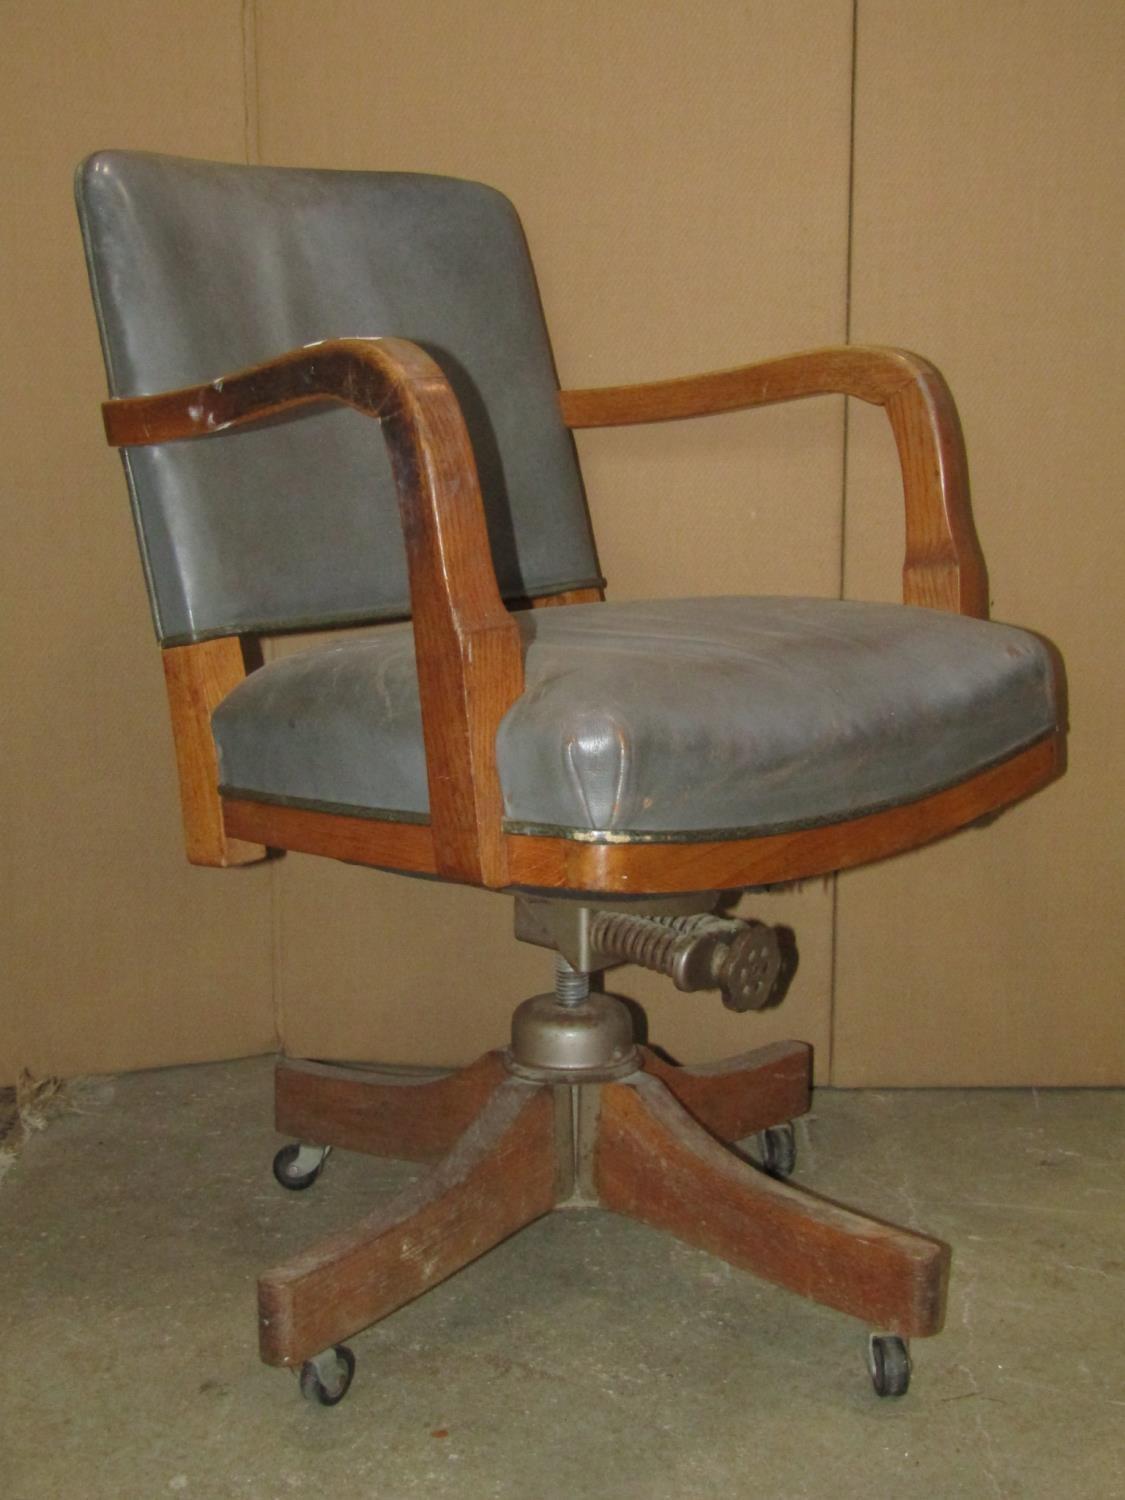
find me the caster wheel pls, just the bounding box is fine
[757,1122,797,1179]
[299,1344,356,1406]
[868,1334,911,1397]
[272,1142,328,1192]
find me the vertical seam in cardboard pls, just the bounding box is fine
[840,0,859,601]
[828,0,860,1085]
[241,0,261,167]
[240,0,281,1051]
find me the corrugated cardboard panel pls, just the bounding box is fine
[834,0,1124,1083]
[1,0,275,1083]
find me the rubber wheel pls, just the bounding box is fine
[299,1345,356,1406]
[758,1123,797,1179]
[868,1335,911,1397]
[272,1142,325,1192]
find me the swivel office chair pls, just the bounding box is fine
[76,151,1061,1406]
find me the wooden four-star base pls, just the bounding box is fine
[257,1042,949,1371]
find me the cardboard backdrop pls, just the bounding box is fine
[3,0,1120,1087]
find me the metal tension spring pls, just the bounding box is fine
[586,910,782,1012]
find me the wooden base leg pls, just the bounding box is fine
[274,1051,511,1163]
[639,1040,811,1142]
[596,1072,949,1337]
[259,1074,555,1367]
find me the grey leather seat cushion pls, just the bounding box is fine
[212,597,1057,840]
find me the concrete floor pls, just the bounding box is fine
[2,1058,1122,1500]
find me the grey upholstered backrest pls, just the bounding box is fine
[75,152,601,645]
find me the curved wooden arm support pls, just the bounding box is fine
[560,346,988,618]
[104,338,523,887]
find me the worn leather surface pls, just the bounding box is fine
[75,152,600,644]
[212,597,1058,838]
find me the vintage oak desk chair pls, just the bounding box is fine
[76,152,1061,1407]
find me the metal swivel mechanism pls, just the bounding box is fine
[506,893,785,1081]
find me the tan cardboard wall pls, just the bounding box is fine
[833,0,1125,1084]
[0,0,276,1085]
[3,1,1121,1087]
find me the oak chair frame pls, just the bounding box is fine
[103,337,1059,893]
[101,336,1059,1392]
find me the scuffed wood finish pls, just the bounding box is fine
[884,366,984,614]
[222,796,437,874]
[522,586,604,608]
[560,345,988,617]
[560,346,935,424]
[256,1040,952,1368]
[506,734,1060,894]
[275,1051,511,1163]
[259,1076,555,1367]
[104,337,523,889]
[161,637,266,867]
[597,1073,950,1336]
[640,1041,811,1142]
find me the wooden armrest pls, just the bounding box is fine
[104,338,523,888]
[559,346,988,618]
